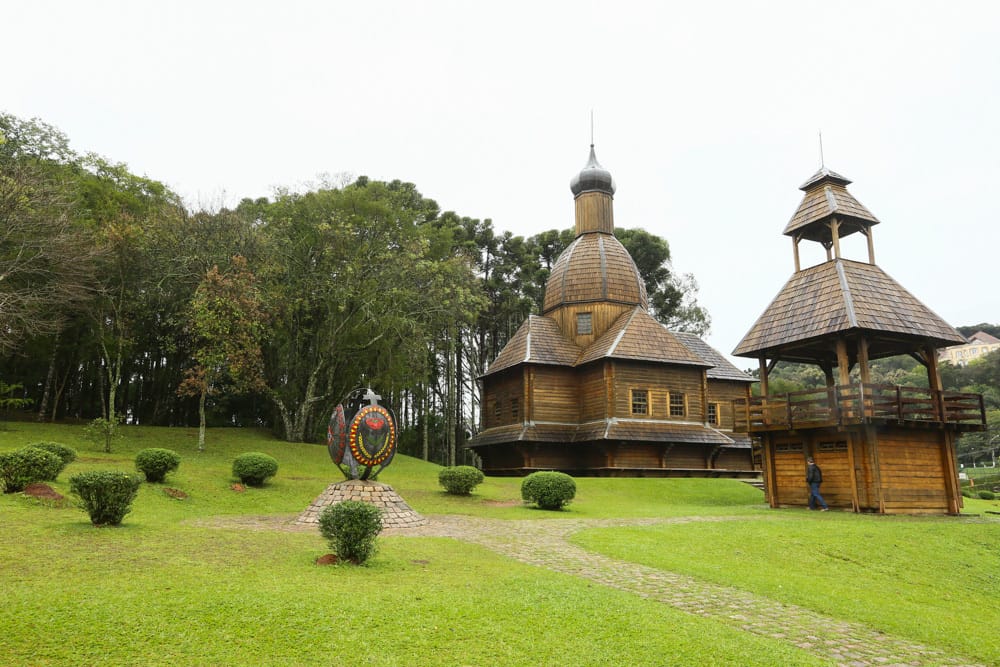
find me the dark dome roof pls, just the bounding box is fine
[542,232,647,313]
[570,145,616,197]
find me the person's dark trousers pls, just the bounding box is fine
[808,482,828,510]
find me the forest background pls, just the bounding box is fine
[1,113,996,466]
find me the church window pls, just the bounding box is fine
[511,397,520,420]
[577,312,592,335]
[630,389,648,415]
[669,392,686,417]
[707,402,719,425]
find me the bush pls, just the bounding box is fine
[29,442,77,476]
[135,448,181,483]
[438,465,484,495]
[962,488,974,498]
[977,490,996,500]
[0,447,64,492]
[318,501,383,563]
[521,471,576,510]
[69,470,142,526]
[232,452,278,487]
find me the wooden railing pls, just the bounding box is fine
[733,383,986,433]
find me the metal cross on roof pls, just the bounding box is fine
[363,387,382,405]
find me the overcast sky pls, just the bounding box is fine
[6,1,999,368]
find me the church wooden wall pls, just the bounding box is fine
[706,380,749,431]
[578,363,608,421]
[481,369,524,429]
[612,361,704,420]
[548,302,633,348]
[530,367,579,423]
[716,448,753,470]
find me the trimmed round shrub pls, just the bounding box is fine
[135,448,181,483]
[961,488,974,498]
[438,465,485,495]
[521,471,576,510]
[318,501,383,563]
[69,470,143,526]
[0,447,64,492]
[232,452,278,487]
[977,490,996,500]
[29,442,77,476]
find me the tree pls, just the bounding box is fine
[178,256,267,451]
[0,116,99,355]
[257,179,482,442]
[614,228,711,335]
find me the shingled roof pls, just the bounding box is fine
[784,168,879,243]
[577,307,708,367]
[483,315,580,376]
[542,232,648,313]
[733,258,965,362]
[672,331,755,382]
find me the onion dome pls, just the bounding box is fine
[570,144,616,197]
[542,232,648,313]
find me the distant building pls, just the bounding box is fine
[939,331,1000,367]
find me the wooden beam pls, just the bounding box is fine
[857,336,871,384]
[864,227,876,264]
[941,431,961,515]
[846,431,861,512]
[830,217,842,259]
[836,338,851,385]
[759,356,769,396]
[792,236,801,272]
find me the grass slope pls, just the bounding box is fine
[1,422,997,665]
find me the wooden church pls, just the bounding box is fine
[732,167,986,514]
[467,147,757,477]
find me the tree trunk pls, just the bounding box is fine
[421,383,429,461]
[197,388,207,452]
[37,337,59,422]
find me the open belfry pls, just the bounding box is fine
[468,146,757,477]
[732,167,985,514]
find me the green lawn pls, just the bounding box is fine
[2,422,996,665]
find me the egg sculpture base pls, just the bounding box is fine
[295,478,427,528]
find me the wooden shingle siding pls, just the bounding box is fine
[784,182,879,238]
[733,259,966,359]
[542,233,647,314]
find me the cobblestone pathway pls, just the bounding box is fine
[386,515,983,667]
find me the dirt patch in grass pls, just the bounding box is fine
[484,499,521,507]
[230,483,245,493]
[163,487,188,500]
[315,553,339,565]
[22,483,70,507]
[24,483,64,501]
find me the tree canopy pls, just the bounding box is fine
[1,112,716,463]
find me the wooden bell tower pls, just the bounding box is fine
[733,167,984,514]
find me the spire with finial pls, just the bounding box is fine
[570,144,616,197]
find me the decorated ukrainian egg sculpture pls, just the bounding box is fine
[327,388,397,480]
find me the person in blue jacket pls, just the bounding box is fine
[806,457,829,511]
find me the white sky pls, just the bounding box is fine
[5,1,999,369]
